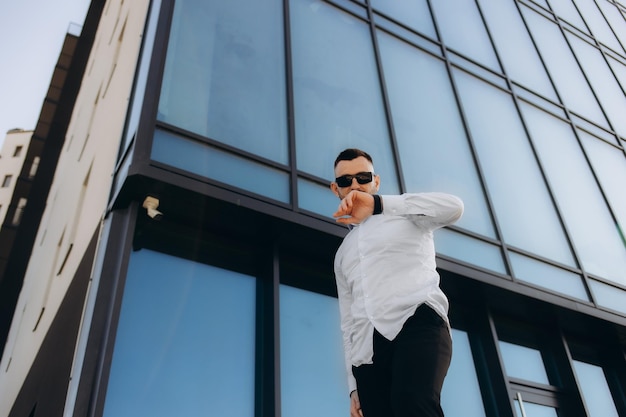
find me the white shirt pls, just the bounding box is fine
[334,192,464,393]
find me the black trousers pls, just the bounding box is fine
[352,305,452,417]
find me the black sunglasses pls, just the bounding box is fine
[335,171,373,188]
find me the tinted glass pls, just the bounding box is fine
[521,5,608,128]
[290,0,399,193]
[430,0,501,71]
[158,0,288,163]
[152,129,290,203]
[435,228,507,275]
[572,360,619,417]
[441,329,487,417]
[103,249,256,417]
[567,31,626,138]
[454,69,575,266]
[579,131,626,235]
[370,0,436,39]
[377,31,495,237]
[280,285,348,416]
[520,102,626,285]
[478,0,558,101]
[499,341,550,385]
[509,252,588,300]
[573,0,623,52]
[515,400,559,417]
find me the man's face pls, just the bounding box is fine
[331,156,380,199]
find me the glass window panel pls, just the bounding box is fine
[509,252,588,300]
[498,341,550,385]
[280,285,348,417]
[435,228,507,275]
[519,102,626,285]
[566,32,626,138]
[158,0,288,163]
[377,31,495,237]
[588,280,626,315]
[430,0,501,71]
[103,250,256,417]
[595,0,626,54]
[151,129,290,203]
[605,56,626,132]
[298,178,338,218]
[579,131,626,239]
[441,329,487,417]
[290,0,399,194]
[547,0,587,32]
[478,0,558,101]
[572,360,619,417]
[516,400,559,417]
[573,0,623,52]
[521,6,608,128]
[370,0,437,39]
[454,70,576,266]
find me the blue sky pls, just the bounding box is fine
[0,0,91,147]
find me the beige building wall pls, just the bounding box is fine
[0,129,33,226]
[0,0,151,413]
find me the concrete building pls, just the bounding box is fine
[1,0,625,416]
[0,129,33,227]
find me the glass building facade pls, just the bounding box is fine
[68,0,626,416]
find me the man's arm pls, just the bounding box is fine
[333,191,463,227]
[383,192,463,228]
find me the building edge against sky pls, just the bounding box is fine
[0,0,626,416]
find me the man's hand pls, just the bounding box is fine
[350,390,364,417]
[333,191,375,224]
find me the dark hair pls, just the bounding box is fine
[334,148,373,167]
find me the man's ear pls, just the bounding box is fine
[374,174,381,192]
[330,182,340,198]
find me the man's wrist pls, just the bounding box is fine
[372,194,383,215]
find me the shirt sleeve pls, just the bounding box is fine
[381,192,464,229]
[335,262,358,393]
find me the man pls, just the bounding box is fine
[330,148,463,417]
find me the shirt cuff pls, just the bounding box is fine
[348,375,357,394]
[379,194,405,215]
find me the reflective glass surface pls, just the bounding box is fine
[521,5,608,128]
[290,0,399,193]
[594,0,626,53]
[579,131,626,233]
[606,56,626,123]
[441,329,487,417]
[158,0,288,163]
[567,31,626,138]
[280,285,348,417]
[547,0,587,32]
[152,129,290,203]
[298,178,340,218]
[370,0,437,39]
[377,31,495,237]
[573,0,623,53]
[588,280,626,315]
[102,250,256,417]
[520,103,626,285]
[509,252,588,301]
[478,0,558,101]
[454,69,575,266]
[435,228,507,275]
[498,341,550,385]
[430,0,501,71]
[515,400,559,417]
[572,360,619,417]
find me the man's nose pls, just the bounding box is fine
[350,178,360,189]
